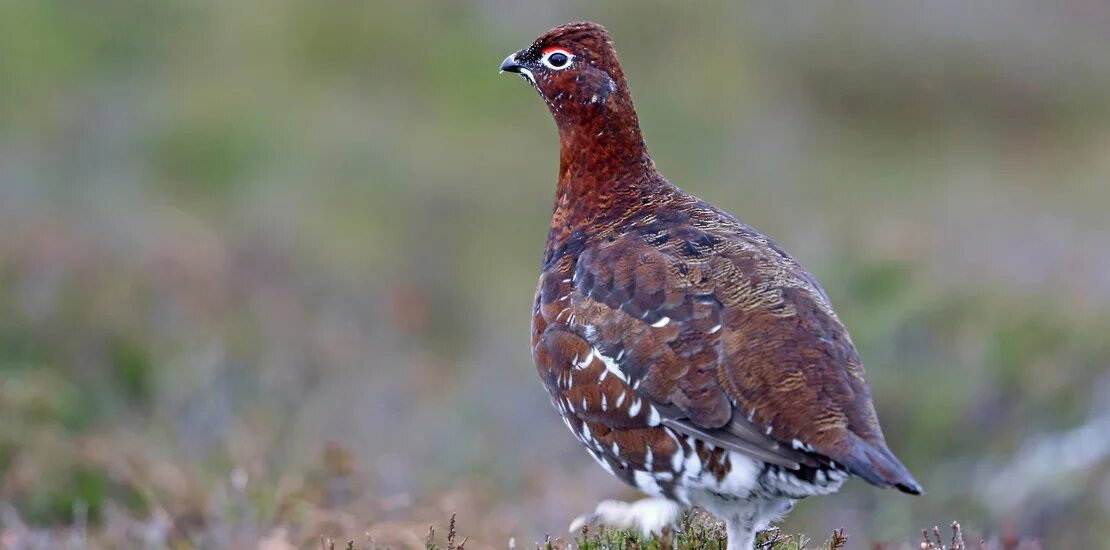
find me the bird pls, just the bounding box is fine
[500,22,922,550]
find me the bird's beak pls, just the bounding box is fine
[500,53,523,74]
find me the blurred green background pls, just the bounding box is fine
[2,1,1110,547]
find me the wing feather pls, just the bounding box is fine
[546,200,920,493]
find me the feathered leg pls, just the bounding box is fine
[568,498,682,537]
[724,514,758,550]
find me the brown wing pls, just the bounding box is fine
[538,202,921,494]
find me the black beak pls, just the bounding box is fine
[500,53,523,74]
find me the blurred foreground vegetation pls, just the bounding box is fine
[2,0,1110,547]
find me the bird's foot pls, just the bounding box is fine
[568,497,682,536]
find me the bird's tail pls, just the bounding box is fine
[838,435,924,495]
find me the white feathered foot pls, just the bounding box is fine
[568,498,682,537]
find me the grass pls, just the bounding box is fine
[313,512,1031,550]
[0,440,1044,549]
[413,512,844,550]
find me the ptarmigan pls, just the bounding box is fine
[500,22,922,550]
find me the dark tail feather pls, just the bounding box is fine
[839,436,924,495]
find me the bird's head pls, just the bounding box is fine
[500,22,633,127]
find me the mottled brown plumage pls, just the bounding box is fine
[502,22,920,549]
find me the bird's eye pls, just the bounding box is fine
[541,48,573,70]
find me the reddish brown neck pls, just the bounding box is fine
[546,85,662,249]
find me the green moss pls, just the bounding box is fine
[0,437,14,478]
[22,463,148,526]
[151,119,270,194]
[108,335,153,407]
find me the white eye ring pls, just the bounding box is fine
[540,48,574,70]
